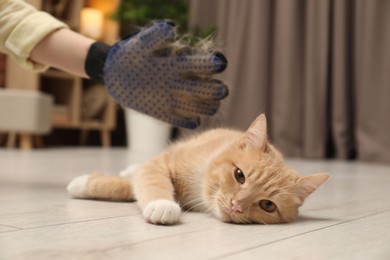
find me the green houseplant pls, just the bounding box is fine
[115,0,190,37]
[114,0,215,39]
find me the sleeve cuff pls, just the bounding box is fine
[5,11,68,71]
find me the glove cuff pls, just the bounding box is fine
[85,42,111,83]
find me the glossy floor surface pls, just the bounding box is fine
[1,149,389,259]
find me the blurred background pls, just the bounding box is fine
[0,0,389,164]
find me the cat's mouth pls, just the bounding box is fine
[219,207,233,222]
[216,195,247,223]
[219,206,250,224]
[218,201,251,224]
[216,198,233,222]
[218,202,244,223]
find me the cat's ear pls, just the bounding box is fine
[295,173,330,203]
[240,114,268,152]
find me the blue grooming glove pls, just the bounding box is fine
[85,21,228,129]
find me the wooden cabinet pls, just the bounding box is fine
[5,0,119,147]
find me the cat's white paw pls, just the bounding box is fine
[67,174,90,198]
[119,163,140,177]
[143,199,181,225]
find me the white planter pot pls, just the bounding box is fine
[124,109,171,164]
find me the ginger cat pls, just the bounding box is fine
[67,114,329,225]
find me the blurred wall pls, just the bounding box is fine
[189,0,390,163]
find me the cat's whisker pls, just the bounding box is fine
[204,204,216,214]
[202,184,218,193]
[182,193,222,214]
[177,175,219,194]
[183,201,209,213]
[176,177,219,196]
[180,197,204,209]
[175,174,215,190]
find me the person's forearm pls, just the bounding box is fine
[30,28,95,78]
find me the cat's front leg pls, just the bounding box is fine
[133,157,181,225]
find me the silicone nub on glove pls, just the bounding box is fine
[87,21,228,129]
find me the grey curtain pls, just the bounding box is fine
[188,0,390,163]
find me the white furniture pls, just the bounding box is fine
[124,109,172,164]
[0,89,53,149]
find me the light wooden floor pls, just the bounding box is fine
[1,148,390,260]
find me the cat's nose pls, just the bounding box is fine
[231,200,244,213]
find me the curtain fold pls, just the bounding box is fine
[189,0,390,163]
[354,0,390,162]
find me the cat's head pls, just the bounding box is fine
[204,114,330,224]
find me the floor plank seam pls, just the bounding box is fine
[89,225,217,253]
[0,224,22,231]
[211,209,390,260]
[0,214,141,233]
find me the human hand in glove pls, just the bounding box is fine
[85,21,228,129]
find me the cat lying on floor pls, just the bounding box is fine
[67,114,329,225]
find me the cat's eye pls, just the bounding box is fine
[258,200,276,213]
[234,168,245,184]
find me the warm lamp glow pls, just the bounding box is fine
[80,8,103,39]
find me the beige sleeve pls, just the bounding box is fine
[0,0,68,71]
